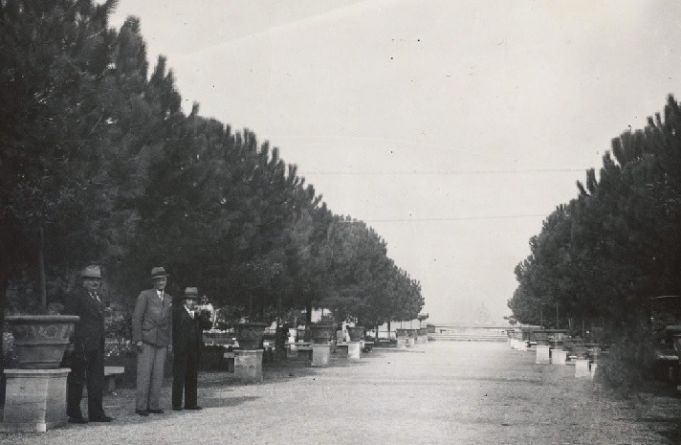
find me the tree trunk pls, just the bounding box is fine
[0,262,9,407]
[39,226,47,311]
[277,294,283,325]
[305,298,312,325]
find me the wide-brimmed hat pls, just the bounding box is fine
[151,266,169,280]
[80,265,102,279]
[183,287,199,299]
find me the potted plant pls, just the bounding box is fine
[309,322,335,344]
[235,321,269,350]
[395,328,409,338]
[347,326,365,342]
[1,264,81,432]
[215,304,272,350]
[5,314,79,369]
[4,271,79,369]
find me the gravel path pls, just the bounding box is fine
[2,341,680,444]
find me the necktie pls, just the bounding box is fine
[90,292,100,303]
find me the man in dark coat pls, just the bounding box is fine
[64,265,113,423]
[172,287,212,410]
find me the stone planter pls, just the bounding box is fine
[666,325,681,352]
[530,329,550,345]
[5,315,79,369]
[235,322,268,350]
[395,328,410,338]
[347,326,365,342]
[309,323,334,344]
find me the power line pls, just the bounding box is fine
[304,168,587,176]
[363,214,547,223]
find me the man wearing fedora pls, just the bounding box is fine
[172,287,212,411]
[132,266,173,416]
[64,265,113,423]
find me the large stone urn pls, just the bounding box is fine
[2,315,79,433]
[5,315,79,369]
[309,323,334,344]
[235,322,268,350]
[395,328,410,338]
[347,326,365,342]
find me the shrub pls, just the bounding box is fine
[597,323,657,394]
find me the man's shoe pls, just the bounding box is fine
[89,415,113,422]
[68,417,88,424]
[185,406,202,410]
[172,406,183,411]
[135,410,149,417]
[148,409,164,414]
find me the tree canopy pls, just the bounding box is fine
[509,96,681,337]
[0,0,424,330]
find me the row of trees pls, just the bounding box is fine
[0,0,424,340]
[509,95,681,345]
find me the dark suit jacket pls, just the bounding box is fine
[64,287,106,352]
[132,289,173,347]
[173,306,211,358]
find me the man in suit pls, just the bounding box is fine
[172,287,212,410]
[132,266,173,416]
[64,265,113,424]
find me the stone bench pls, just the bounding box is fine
[104,366,124,393]
[82,366,124,397]
[335,343,349,358]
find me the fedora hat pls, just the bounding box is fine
[183,287,199,299]
[150,266,169,280]
[80,265,102,279]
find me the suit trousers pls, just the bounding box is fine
[136,343,167,411]
[172,350,199,409]
[67,347,105,419]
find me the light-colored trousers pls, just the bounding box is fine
[136,343,167,411]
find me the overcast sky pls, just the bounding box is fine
[111,0,681,324]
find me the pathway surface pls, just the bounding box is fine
[2,341,681,444]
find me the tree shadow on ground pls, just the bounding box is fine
[195,395,260,410]
[643,418,681,444]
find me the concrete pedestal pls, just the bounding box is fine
[417,335,428,344]
[287,343,298,358]
[551,349,567,365]
[234,349,263,382]
[590,363,598,379]
[312,343,331,367]
[397,337,408,348]
[535,344,551,364]
[575,358,590,378]
[1,368,70,433]
[348,342,361,360]
[335,343,349,358]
